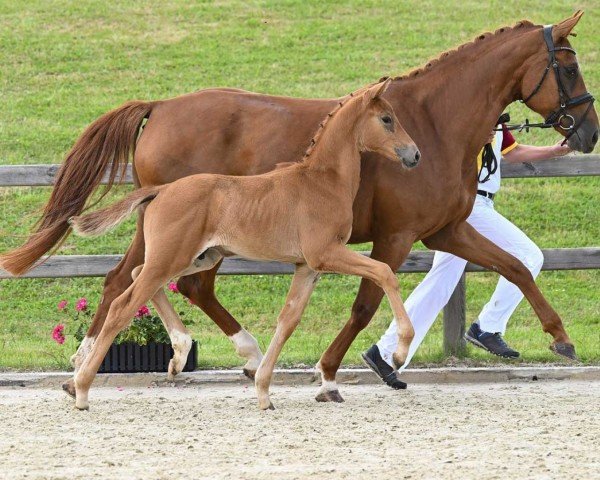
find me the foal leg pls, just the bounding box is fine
[74,266,171,410]
[423,221,576,359]
[177,264,263,379]
[254,264,320,410]
[314,238,411,401]
[307,244,414,396]
[63,216,146,398]
[131,266,192,380]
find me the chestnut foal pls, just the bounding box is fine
[69,80,420,410]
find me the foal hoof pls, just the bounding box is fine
[315,389,345,403]
[74,397,89,411]
[242,368,256,380]
[62,380,76,399]
[260,401,275,411]
[550,342,579,361]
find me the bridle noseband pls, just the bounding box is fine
[498,25,595,139]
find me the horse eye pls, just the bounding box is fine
[565,66,578,78]
[381,116,392,125]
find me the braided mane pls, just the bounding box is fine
[302,81,379,160]
[302,20,538,160]
[387,20,537,82]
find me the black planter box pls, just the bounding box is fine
[97,341,198,373]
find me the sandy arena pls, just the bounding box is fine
[0,379,598,479]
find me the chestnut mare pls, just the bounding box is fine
[2,13,598,402]
[68,80,419,410]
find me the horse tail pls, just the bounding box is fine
[70,186,162,237]
[0,100,154,275]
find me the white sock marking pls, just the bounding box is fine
[230,329,262,371]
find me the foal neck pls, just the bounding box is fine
[301,95,366,191]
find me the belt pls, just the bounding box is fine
[477,190,495,200]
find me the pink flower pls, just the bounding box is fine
[75,298,88,312]
[168,281,179,293]
[135,305,150,318]
[57,300,68,311]
[52,324,65,344]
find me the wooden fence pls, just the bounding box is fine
[1,156,599,355]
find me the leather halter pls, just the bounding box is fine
[498,25,595,138]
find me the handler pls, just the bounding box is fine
[362,116,572,389]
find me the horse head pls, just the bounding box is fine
[519,11,598,153]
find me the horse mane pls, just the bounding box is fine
[302,20,538,161]
[388,20,538,81]
[302,82,379,160]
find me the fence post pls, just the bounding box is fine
[443,273,467,357]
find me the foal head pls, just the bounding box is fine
[358,79,421,168]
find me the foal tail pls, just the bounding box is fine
[0,100,154,275]
[70,186,162,237]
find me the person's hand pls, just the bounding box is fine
[552,139,572,157]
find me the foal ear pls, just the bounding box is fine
[552,10,584,42]
[363,78,392,105]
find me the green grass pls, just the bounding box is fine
[1,0,599,370]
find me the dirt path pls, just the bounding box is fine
[0,380,598,479]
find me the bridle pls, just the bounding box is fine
[497,25,595,140]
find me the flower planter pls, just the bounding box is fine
[97,341,198,373]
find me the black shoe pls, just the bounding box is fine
[361,345,407,390]
[465,323,520,358]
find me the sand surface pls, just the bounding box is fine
[0,380,598,479]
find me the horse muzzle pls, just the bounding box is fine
[566,121,599,154]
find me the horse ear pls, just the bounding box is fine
[363,78,392,105]
[552,10,584,42]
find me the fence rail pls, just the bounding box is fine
[1,155,600,187]
[1,156,599,357]
[1,248,599,279]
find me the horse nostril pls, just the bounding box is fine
[592,130,599,145]
[414,150,421,162]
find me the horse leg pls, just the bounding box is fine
[314,238,411,401]
[131,266,192,380]
[307,243,414,401]
[132,248,226,379]
[63,215,146,398]
[423,221,576,359]
[177,264,263,379]
[73,265,172,410]
[254,264,319,410]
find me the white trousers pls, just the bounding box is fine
[376,196,544,370]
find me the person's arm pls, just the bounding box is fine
[503,141,572,163]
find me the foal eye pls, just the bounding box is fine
[381,116,392,125]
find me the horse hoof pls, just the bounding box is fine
[242,368,256,380]
[259,401,275,411]
[75,405,89,411]
[62,380,76,399]
[550,342,579,361]
[315,389,345,403]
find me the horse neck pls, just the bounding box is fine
[388,28,541,175]
[302,98,365,195]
